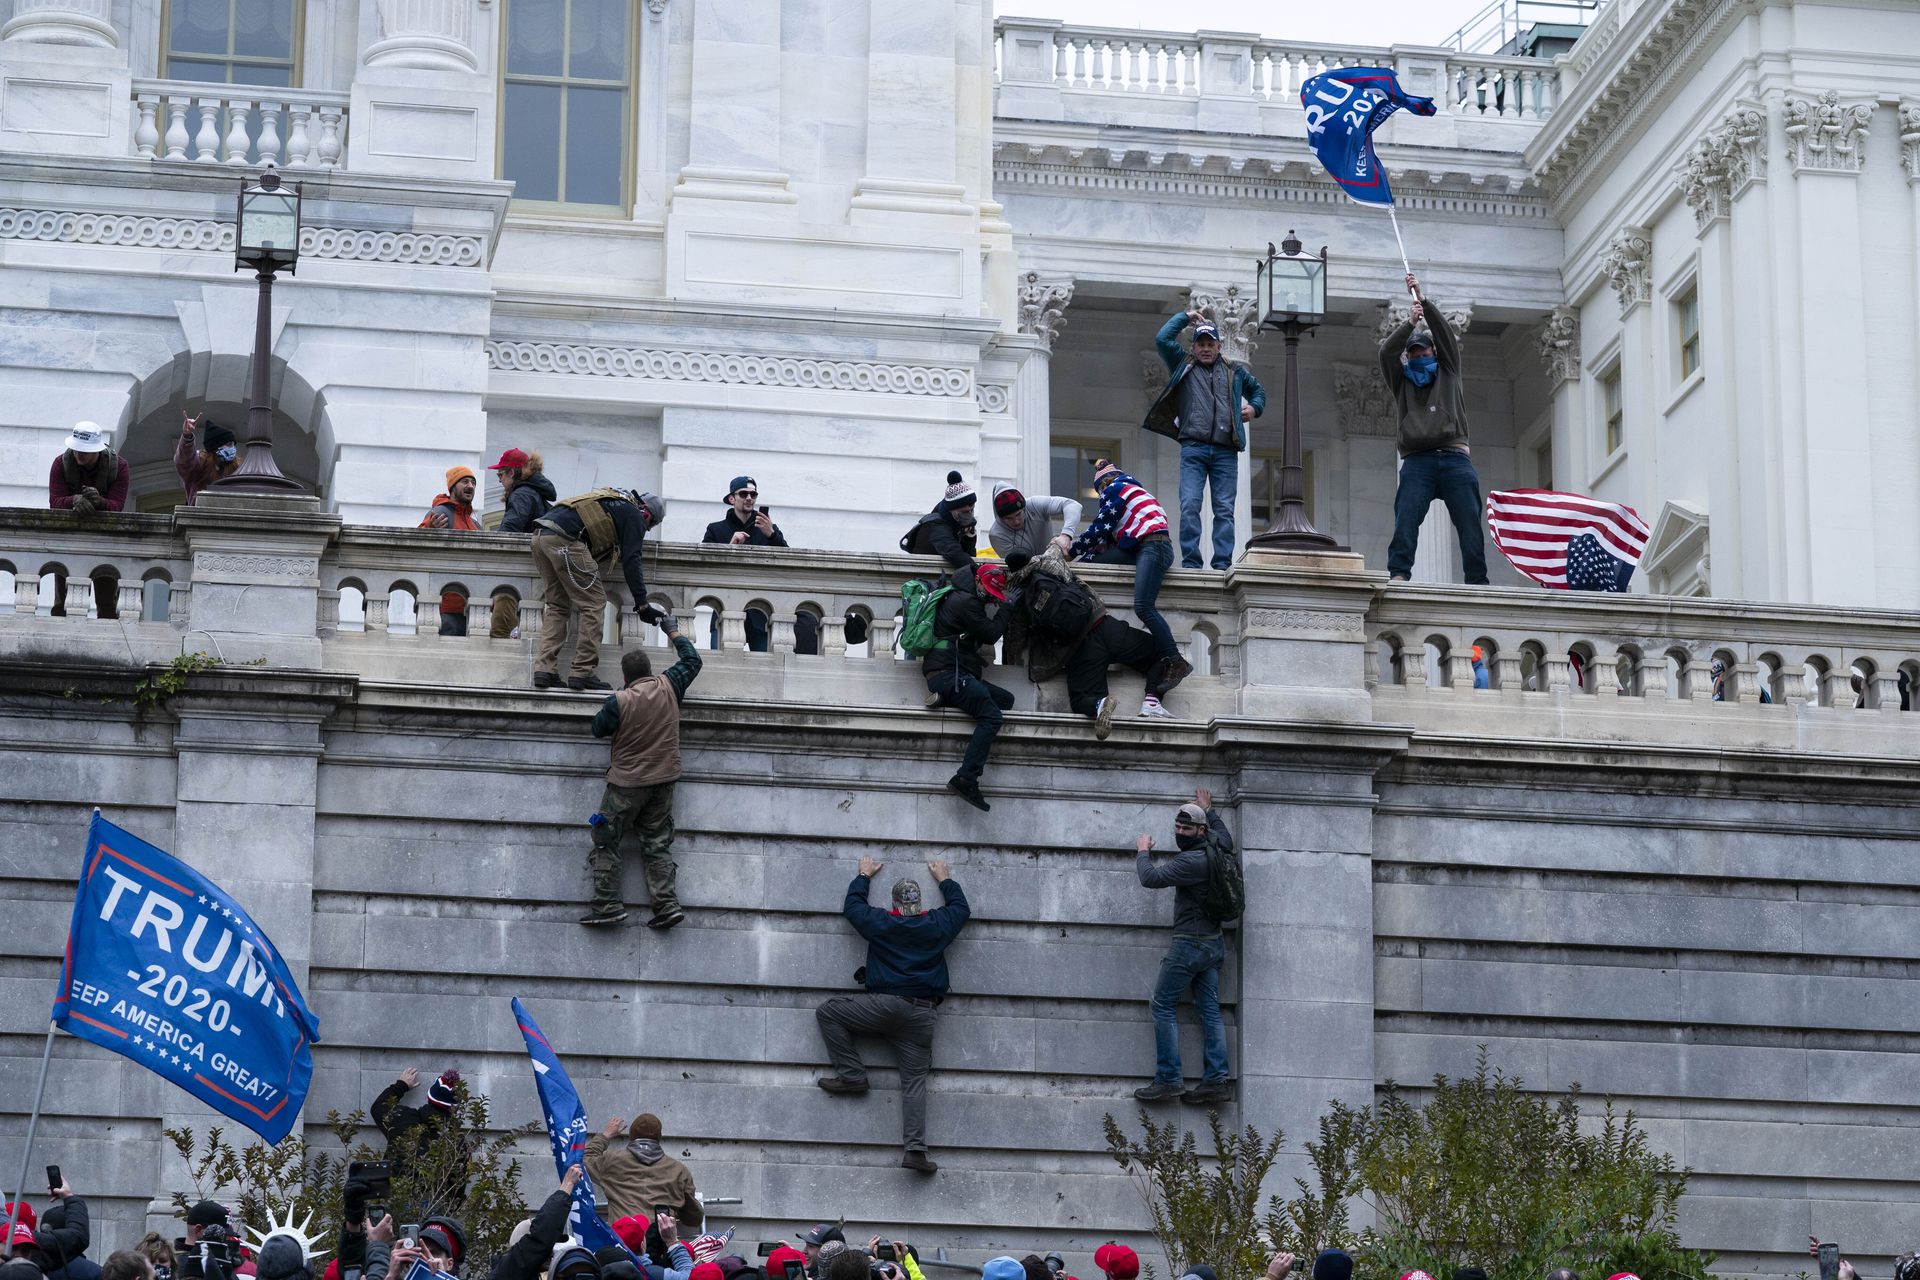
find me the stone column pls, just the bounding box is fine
[0,0,132,157]
[1012,272,1072,494]
[1601,221,1652,530]
[1534,304,1580,492]
[346,0,492,178]
[172,494,343,667]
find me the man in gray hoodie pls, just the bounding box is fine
[1133,788,1234,1106]
[1379,271,1487,585]
[986,484,1082,561]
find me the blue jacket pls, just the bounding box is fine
[1142,311,1267,450]
[844,873,970,1000]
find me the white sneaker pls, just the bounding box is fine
[1139,697,1172,718]
[1094,695,1116,740]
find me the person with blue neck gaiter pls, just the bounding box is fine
[1378,271,1488,585]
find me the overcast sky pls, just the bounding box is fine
[992,0,1532,50]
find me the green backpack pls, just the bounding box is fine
[897,577,954,659]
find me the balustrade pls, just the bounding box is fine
[132,80,348,168]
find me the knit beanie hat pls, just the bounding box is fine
[611,1217,650,1254]
[691,1266,725,1280]
[3,1204,34,1234]
[992,485,1025,518]
[891,879,923,912]
[1313,1254,1354,1280]
[982,1262,1025,1280]
[445,465,477,491]
[427,1068,461,1109]
[1092,460,1120,489]
[629,1113,663,1140]
[202,422,238,452]
[943,471,975,506]
[255,1236,309,1280]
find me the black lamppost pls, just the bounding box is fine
[1246,230,1341,551]
[211,162,306,494]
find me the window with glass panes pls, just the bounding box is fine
[1676,286,1701,379]
[1050,440,1122,502]
[1250,450,1314,529]
[501,0,632,209]
[1602,366,1624,456]
[164,0,298,84]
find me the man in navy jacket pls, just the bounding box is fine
[814,857,971,1175]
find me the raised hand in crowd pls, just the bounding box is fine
[180,410,203,437]
[928,861,950,883]
[601,1116,626,1139]
[367,1215,395,1244]
[400,1066,421,1089]
[1266,1254,1295,1280]
[561,1164,583,1194]
[858,855,884,878]
[654,1212,678,1247]
[1195,786,1212,810]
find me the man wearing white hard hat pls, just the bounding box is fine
[48,422,129,515]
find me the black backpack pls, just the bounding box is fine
[1191,837,1245,924]
[1023,571,1097,640]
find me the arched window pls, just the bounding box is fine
[500,0,633,209]
[164,0,300,84]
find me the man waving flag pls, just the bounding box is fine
[1486,489,1651,591]
[1300,67,1436,206]
[512,998,623,1254]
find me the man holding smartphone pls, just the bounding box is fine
[702,477,788,653]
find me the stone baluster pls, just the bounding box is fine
[16,574,40,616]
[1637,654,1668,700]
[1777,661,1809,706]
[64,576,95,619]
[412,594,436,636]
[1592,651,1622,698]
[168,580,191,626]
[1871,670,1903,712]
[1070,36,1088,88]
[317,589,341,635]
[1685,656,1715,702]
[163,98,190,160]
[1544,651,1573,694]
[872,616,899,660]
[316,107,344,167]
[719,610,747,651]
[256,103,283,165]
[1445,650,1476,691]
[193,100,221,163]
[134,96,160,158]
[1731,663,1761,704]
[284,106,313,166]
[467,596,492,636]
[821,615,846,658]
[1052,35,1068,85]
[364,593,390,634]
[1398,646,1428,689]
[770,617,796,653]
[117,580,144,620]
[222,100,253,164]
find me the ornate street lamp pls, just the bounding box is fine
[210,162,306,494]
[1246,230,1340,551]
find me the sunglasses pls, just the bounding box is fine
[734,490,758,499]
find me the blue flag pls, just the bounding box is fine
[51,814,320,1143]
[1300,67,1435,205]
[512,998,622,1254]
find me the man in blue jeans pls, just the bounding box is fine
[1379,272,1488,584]
[1070,460,1192,695]
[1132,787,1232,1105]
[1143,309,1267,570]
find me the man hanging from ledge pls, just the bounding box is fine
[531,487,668,691]
[1379,272,1488,585]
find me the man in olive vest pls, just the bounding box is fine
[531,487,667,690]
[584,613,702,929]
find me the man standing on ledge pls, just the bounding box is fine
[1379,272,1487,585]
[815,857,971,1175]
[583,613,702,929]
[1144,308,1266,570]
[532,487,668,691]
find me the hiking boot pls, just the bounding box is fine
[1139,697,1173,719]
[1094,695,1116,740]
[816,1075,870,1096]
[579,904,628,927]
[1182,1080,1234,1105]
[533,671,562,689]
[1157,656,1193,697]
[900,1150,939,1175]
[646,905,686,930]
[1133,1081,1183,1103]
[947,773,990,812]
[567,675,612,691]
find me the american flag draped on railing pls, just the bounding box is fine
[1485,489,1651,591]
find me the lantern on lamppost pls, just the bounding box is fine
[1246,230,1340,551]
[211,162,306,494]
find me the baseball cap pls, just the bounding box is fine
[983,1262,1025,1280]
[727,476,757,498]
[799,1226,843,1248]
[1093,1246,1138,1280]
[765,1247,807,1277]
[611,1216,650,1253]
[487,448,530,471]
[186,1202,229,1227]
[1192,322,1221,341]
[7,1226,34,1249]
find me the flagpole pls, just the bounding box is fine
[1387,204,1416,291]
[5,1024,58,1243]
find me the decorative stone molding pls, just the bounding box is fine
[1142,349,1168,396]
[1535,306,1580,386]
[1016,271,1073,350]
[1245,608,1363,639]
[1642,500,1710,598]
[486,341,975,397]
[1679,102,1767,230]
[1332,362,1396,438]
[1900,100,1920,183]
[1188,283,1259,363]
[193,553,320,578]
[364,0,478,70]
[1374,299,1470,343]
[1601,227,1652,315]
[0,0,117,46]
[976,382,1010,415]
[645,0,666,16]
[1784,89,1874,175]
[0,208,486,266]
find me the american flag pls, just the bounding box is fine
[1485,489,1650,591]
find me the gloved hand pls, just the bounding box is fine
[70,493,97,516]
[636,603,666,627]
[343,1177,370,1227]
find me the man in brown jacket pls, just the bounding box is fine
[583,615,701,929]
[583,1113,702,1229]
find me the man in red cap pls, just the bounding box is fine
[487,449,555,534]
[1093,1247,1138,1280]
[922,562,1013,811]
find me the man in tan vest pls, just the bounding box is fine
[584,612,702,929]
[532,487,667,691]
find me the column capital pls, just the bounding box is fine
[1332,361,1396,437]
[1784,88,1873,176]
[1375,298,1471,343]
[1900,99,1920,184]
[1602,226,1652,315]
[1535,306,1581,387]
[1016,271,1074,350]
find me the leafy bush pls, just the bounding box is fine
[1104,1109,1283,1280]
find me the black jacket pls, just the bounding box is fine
[844,873,970,999]
[922,584,1004,679]
[702,509,787,546]
[1137,808,1233,937]
[540,497,651,605]
[28,1199,90,1277]
[489,1189,573,1280]
[903,505,976,570]
[499,473,556,534]
[371,1080,469,1206]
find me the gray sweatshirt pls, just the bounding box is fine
[987,486,1083,560]
[1135,808,1232,938]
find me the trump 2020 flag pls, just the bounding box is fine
[1300,67,1436,205]
[512,998,622,1254]
[1486,489,1652,591]
[51,813,320,1143]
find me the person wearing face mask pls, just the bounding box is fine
[1378,271,1487,586]
[900,472,978,571]
[173,411,240,505]
[1131,787,1236,1106]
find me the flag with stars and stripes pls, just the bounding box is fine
[52,813,320,1143]
[1485,489,1651,591]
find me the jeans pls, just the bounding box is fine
[1388,449,1489,584]
[588,781,678,914]
[926,670,1015,779]
[1178,443,1238,569]
[815,992,939,1152]
[1151,934,1229,1084]
[1090,536,1177,661]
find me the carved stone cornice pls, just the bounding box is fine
[1601,227,1652,315]
[1142,349,1168,396]
[1899,99,1920,183]
[486,341,974,397]
[1784,89,1874,176]
[0,207,487,266]
[1374,299,1471,344]
[1535,306,1580,386]
[1332,362,1397,438]
[1016,271,1074,350]
[1188,283,1259,363]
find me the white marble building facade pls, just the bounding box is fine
[0,0,1916,605]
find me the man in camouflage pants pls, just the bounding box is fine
[583,612,702,930]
